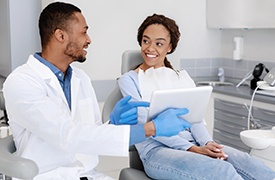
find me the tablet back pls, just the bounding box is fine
[148,86,213,123]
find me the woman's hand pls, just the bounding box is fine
[188,141,228,160]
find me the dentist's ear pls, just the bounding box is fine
[54,29,65,42]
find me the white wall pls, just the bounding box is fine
[0,0,41,77]
[43,0,223,81]
[9,0,41,69]
[220,29,275,62]
[0,0,10,77]
[41,0,275,81]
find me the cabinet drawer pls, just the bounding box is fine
[213,129,250,152]
[214,119,246,136]
[215,109,247,127]
[252,118,274,130]
[253,107,275,125]
[213,138,249,153]
[214,99,247,116]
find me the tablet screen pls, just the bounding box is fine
[148,86,213,124]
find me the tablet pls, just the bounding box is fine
[147,86,213,124]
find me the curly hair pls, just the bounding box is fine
[137,14,181,70]
[137,14,181,55]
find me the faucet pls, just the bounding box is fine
[244,103,261,130]
[218,67,225,82]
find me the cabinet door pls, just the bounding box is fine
[207,0,275,29]
[214,99,247,116]
[214,99,250,152]
[253,107,275,129]
[213,129,250,152]
[215,109,247,127]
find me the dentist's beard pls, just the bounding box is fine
[75,57,86,63]
[65,42,87,63]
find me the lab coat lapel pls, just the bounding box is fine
[26,55,69,107]
[70,70,80,116]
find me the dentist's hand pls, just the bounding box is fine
[153,108,190,137]
[110,96,150,125]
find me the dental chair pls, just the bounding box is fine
[0,76,8,125]
[0,135,39,180]
[101,50,143,124]
[0,77,39,179]
[102,50,152,180]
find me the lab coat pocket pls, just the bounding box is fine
[75,98,95,124]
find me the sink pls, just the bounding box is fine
[240,129,275,149]
[196,81,234,86]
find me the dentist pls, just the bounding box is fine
[2,2,190,180]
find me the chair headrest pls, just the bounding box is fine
[121,50,143,75]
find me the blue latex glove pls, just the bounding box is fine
[153,108,190,137]
[110,96,150,125]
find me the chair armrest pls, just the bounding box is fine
[129,145,144,171]
[119,168,151,180]
[119,146,152,180]
[0,136,39,179]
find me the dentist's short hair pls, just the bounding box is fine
[38,2,81,48]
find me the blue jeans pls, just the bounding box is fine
[140,145,275,180]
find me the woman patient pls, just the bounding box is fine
[118,13,275,179]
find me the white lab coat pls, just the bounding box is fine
[3,55,130,180]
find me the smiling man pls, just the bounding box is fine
[2,2,191,180]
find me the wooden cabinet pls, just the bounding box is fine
[207,0,275,29]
